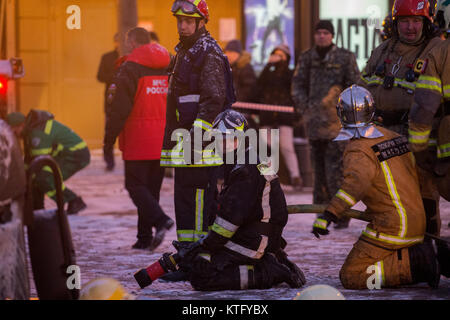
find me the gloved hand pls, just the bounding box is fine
[312,211,337,239]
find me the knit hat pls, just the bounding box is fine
[315,20,335,36]
[6,112,26,126]
[224,39,243,54]
[271,44,291,61]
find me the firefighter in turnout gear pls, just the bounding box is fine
[184,110,306,291]
[312,86,442,289]
[408,10,450,233]
[7,110,90,214]
[359,0,444,240]
[161,0,236,256]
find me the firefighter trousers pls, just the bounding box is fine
[174,166,218,243]
[33,148,90,208]
[339,239,412,290]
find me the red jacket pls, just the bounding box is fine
[105,43,170,161]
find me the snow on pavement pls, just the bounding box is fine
[30,151,450,300]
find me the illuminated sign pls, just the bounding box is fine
[320,0,390,70]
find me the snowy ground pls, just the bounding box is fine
[29,150,450,300]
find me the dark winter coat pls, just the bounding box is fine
[203,158,289,262]
[256,61,295,127]
[161,28,236,167]
[104,43,171,161]
[97,50,119,99]
[231,51,257,102]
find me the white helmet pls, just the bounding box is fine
[293,284,346,300]
[79,278,135,300]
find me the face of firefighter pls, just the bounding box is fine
[217,136,239,158]
[314,29,333,48]
[397,16,424,43]
[176,16,205,37]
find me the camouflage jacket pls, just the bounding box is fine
[292,45,359,140]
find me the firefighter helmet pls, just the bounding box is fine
[212,109,249,135]
[392,0,433,22]
[334,85,384,141]
[171,0,209,22]
[293,285,345,300]
[79,278,135,300]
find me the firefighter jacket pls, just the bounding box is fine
[23,110,88,164]
[326,126,426,250]
[292,45,359,140]
[202,159,289,262]
[358,36,442,128]
[409,38,450,160]
[104,43,170,161]
[161,27,236,167]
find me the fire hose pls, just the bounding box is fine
[287,204,450,244]
[232,101,294,113]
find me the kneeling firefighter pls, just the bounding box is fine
[312,85,444,290]
[135,110,306,291]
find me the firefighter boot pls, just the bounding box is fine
[67,196,87,215]
[275,249,306,287]
[408,241,440,288]
[132,238,152,250]
[149,218,175,252]
[253,254,304,289]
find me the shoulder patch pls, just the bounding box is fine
[371,136,410,162]
[414,59,428,74]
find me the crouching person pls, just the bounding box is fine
[312,85,442,290]
[186,110,305,291]
[7,110,90,214]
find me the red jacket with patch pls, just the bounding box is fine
[104,43,170,160]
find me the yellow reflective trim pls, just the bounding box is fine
[44,120,53,135]
[195,189,204,234]
[437,143,450,159]
[69,141,87,151]
[362,227,423,246]
[336,189,356,206]
[193,119,213,131]
[31,148,52,156]
[52,144,64,157]
[211,223,235,238]
[408,129,431,144]
[380,162,407,238]
[46,183,66,198]
[313,218,328,230]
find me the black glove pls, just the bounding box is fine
[312,211,337,239]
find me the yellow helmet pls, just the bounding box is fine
[293,284,346,300]
[79,278,135,300]
[171,0,209,22]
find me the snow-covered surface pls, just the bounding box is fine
[28,150,450,300]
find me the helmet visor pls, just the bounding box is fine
[171,1,198,15]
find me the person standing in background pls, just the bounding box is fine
[292,20,360,229]
[256,44,302,190]
[97,33,120,172]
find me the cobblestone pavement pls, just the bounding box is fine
[30,151,450,300]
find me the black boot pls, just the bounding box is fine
[66,197,87,215]
[408,241,440,288]
[149,218,175,251]
[423,198,439,235]
[253,253,304,289]
[275,249,306,287]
